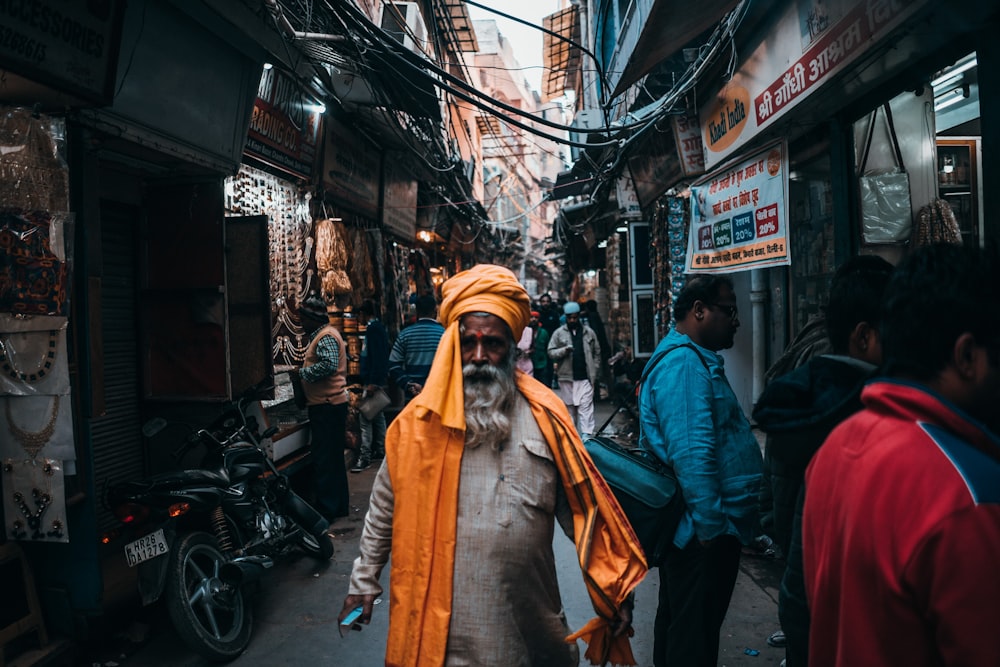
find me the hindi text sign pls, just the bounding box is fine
[687,142,790,274]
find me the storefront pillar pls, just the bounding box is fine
[750,269,768,401]
[975,25,1000,244]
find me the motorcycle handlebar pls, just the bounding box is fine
[161,378,275,461]
[239,378,275,403]
[171,432,202,461]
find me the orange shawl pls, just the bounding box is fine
[387,265,647,666]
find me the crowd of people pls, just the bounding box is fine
[297,242,1000,667]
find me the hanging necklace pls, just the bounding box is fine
[1,329,58,383]
[6,395,60,459]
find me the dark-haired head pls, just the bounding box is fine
[673,275,735,322]
[825,255,894,356]
[673,275,740,351]
[881,243,1000,381]
[415,294,438,318]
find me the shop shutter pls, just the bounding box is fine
[90,202,144,535]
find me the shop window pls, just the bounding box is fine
[629,222,652,288]
[788,154,836,335]
[933,51,981,247]
[632,291,657,357]
[935,140,980,246]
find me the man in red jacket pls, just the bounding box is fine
[803,244,1000,667]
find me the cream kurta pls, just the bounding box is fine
[350,394,578,666]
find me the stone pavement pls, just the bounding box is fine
[82,398,785,666]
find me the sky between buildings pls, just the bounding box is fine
[467,0,560,93]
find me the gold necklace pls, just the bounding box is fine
[6,395,60,459]
[1,330,58,383]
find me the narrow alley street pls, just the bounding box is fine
[82,401,785,667]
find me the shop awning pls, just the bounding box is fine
[609,0,741,99]
[542,6,582,102]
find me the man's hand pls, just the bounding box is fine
[610,595,634,637]
[339,594,377,626]
[406,382,422,396]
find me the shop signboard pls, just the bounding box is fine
[686,141,790,274]
[322,117,381,219]
[671,115,705,178]
[700,0,928,169]
[0,0,126,104]
[382,159,418,241]
[626,123,682,209]
[245,67,323,181]
[616,173,642,219]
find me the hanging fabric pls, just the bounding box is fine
[913,198,962,246]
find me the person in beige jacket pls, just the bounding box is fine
[547,301,600,436]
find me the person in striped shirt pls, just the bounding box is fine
[388,294,445,401]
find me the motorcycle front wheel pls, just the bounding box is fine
[165,531,252,662]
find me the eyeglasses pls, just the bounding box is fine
[706,302,739,320]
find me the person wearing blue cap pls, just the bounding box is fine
[547,301,600,437]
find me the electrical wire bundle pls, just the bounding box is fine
[264,0,750,239]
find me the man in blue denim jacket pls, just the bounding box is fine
[639,274,763,667]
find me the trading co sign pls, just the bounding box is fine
[686,141,790,274]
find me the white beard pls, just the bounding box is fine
[463,361,517,450]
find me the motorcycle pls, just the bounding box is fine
[104,379,333,662]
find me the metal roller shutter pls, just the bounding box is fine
[90,202,144,535]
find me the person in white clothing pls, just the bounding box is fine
[515,323,534,376]
[547,301,600,436]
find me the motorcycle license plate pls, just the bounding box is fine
[124,529,169,567]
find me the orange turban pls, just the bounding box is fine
[412,264,530,431]
[438,264,531,339]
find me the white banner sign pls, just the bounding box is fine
[686,142,790,274]
[616,174,642,219]
[671,115,705,177]
[700,0,926,169]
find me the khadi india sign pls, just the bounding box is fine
[699,0,926,169]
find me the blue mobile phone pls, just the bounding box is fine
[339,606,364,637]
[340,606,363,626]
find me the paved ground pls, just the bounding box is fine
[79,399,786,666]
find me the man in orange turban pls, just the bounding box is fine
[339,264,648,666]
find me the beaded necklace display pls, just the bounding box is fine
[0,329,58,383]
[225,164,312,367]
[6,395,60,459]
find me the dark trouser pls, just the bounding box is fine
[779,486,811,667]
[535,363,554,389]
[653,535,742,667]
[308,402,349,520]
